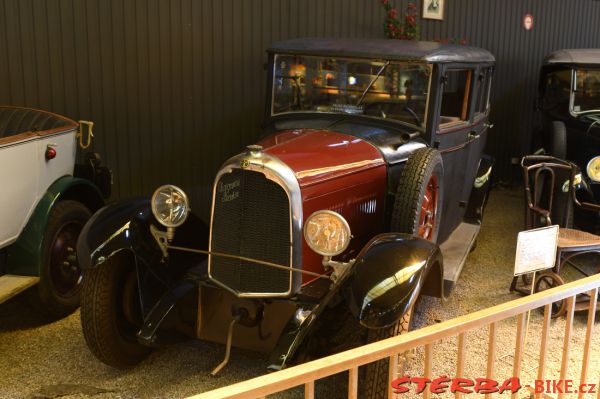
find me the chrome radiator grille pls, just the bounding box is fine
[209,169,293,295]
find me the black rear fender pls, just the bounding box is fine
[347,233,443,329]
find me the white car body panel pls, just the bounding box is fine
[0,129,77,248]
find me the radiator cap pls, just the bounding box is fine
[246,144,263,154]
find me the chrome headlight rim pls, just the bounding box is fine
[151,184,190,228]
[586,156,600,182]
[303,210,351,257]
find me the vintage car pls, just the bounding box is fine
[0,106,111,317]
[78,39,494,396]
[534,49,600,232]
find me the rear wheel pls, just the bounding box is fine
[391,148,444,242]
[362,308,413,399]
[36,200,91,318]
[534,272,566,318]
[80,251,151,368]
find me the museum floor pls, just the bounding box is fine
[1,186,598,399]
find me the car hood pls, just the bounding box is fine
[257,129,385,187]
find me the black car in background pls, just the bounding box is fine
[535,49,600,232]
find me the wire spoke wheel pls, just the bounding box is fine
[534,272,567,318]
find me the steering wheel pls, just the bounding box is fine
[403,106,421,126]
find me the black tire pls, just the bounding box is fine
[391,148,444,242]
[36,200,91,318]
[81,251,151,368]
[534,272,566,318]
[362,309,413,399]
[550,121,567,159]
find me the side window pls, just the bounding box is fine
[541,68,571,109]
[439,69,473,127]
[474,67,493,116]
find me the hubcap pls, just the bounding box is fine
[50,222,83,297]
[418,175,439,240]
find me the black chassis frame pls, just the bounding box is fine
[78,55,495,371]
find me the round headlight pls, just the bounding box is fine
[151,185,190,227]
[303,210,351,257]
[587,156,600,182]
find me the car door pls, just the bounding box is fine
[0,134,39,247]
[463,66,494,203]
[432,66,476,242]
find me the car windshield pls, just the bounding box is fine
[271,54,431,128]
[573,69,600,113]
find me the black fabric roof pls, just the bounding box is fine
[268,38,495,63]
[544,49,600,65]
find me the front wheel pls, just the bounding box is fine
[361,308,413,399]
[80,251,151,369]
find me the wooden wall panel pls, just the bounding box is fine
[1,0,599,220]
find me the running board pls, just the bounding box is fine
[0,275,39,305]
[440,222,480,297]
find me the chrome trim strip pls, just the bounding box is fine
[207,149,303,298]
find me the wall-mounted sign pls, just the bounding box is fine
[523,14,534,30]
[514,225,558,276]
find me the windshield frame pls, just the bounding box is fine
[569,68,600,116]
[269,53,433,131]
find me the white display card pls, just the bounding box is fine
[514,225,559,276]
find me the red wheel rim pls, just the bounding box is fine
[418,175,438,240]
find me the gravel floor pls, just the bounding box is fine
[1,186,599,399]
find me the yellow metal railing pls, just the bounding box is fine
[187,273,600,399]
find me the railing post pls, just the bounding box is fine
[558,296,576,399]
[485,322,497,399]
[511,313,527,399]
[423,343,433,399]
[579,288,598,399]
[455,333,466,399]
[304,381,314,399]
[536,304,552,399]
[348,366,358,399]
[388,354,398,399]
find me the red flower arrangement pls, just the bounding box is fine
[380,0,419,40]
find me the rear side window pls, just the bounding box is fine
[541,69,571,110]
[439,69,472,127]
[475,67,493,116]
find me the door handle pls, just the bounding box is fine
[468,131,480,140]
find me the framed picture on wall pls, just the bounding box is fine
[422,0,444,20]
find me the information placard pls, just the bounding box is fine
[514,225,559,276]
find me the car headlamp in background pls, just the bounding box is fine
[587,156,600,182]
[303,210,351,256]
[151,185,190,228]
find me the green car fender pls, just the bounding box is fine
[6,175,105,276]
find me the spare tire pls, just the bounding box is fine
[391,147,444,242]
[549,120,567,159]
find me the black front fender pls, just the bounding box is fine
[347,233,443,329]
[77,198,158,270]
[77,198,210,272]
